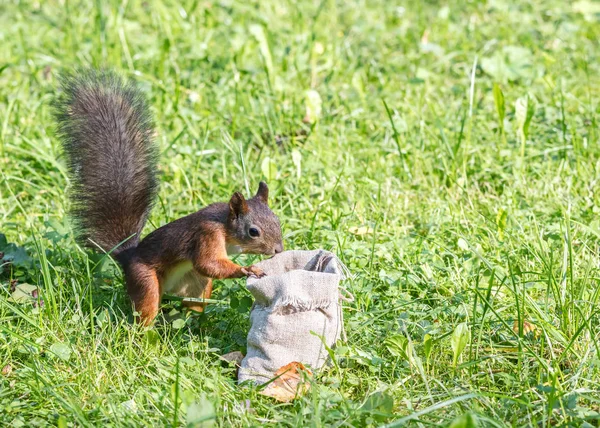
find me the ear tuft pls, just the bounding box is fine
[229,192,249,217]
[255,181,269,203]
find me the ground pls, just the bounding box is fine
[1,0,599,426]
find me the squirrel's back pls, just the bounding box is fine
[53,69,159,256]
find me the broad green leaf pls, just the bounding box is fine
[45,218,69,235]
[261,157,278,181]
[515,95,535,156]
[248,25,273,79]
[304,89,322,124]
[145,330,160,346]
[50,342,72,362]
[57,416,68,428]
[237,296,253,313]
[291,149,302,178]
[360,391,394,421]
[95,310,108,327]
[481,46,534,82]
[449,412,479,428]
[239,296,253,309]
[172,318,186,329]
[515,95,535,141]
[2,243,31,267]
[187,395,216,427]
[451,323,470,367]
[457,238,469,251]
[423,334,433,362]
[385,335,413,364]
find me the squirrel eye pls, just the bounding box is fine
[249,227,260,238]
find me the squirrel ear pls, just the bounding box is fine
[229,192,249,217]
[255,181,269,204]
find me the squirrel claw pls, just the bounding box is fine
[242,266,266,278]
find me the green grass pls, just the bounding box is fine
[1,0,599,426]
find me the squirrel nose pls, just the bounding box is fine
[274,244,283,254]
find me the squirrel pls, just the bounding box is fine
[53,69,284,325]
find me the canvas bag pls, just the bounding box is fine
[238,250,349,384]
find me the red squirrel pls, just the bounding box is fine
[53,69,283,325]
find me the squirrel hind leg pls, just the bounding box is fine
[171,270,213,313]
[182,280,213,313]
[124,261,161,325]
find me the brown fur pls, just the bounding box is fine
[117,196,282,325]
[55,69,284,325]
[181,277,213,313]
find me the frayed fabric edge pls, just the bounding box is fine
[264,297,339,315]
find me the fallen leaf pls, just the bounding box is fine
[9,283,38,303]
[220,351,244,366]
[513,320,538,337]
[260,362,312,402]
[1,364,12,376]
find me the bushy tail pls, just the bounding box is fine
[53,69,159,256]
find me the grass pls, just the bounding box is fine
[1,0,599,426]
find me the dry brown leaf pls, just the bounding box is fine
[220,351,244,366]
[260,362,312,402]
[1,364,12,376]
[513,320,539,337]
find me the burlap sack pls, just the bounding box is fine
[238,250,349,384]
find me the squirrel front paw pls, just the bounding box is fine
[241,265,266,278]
